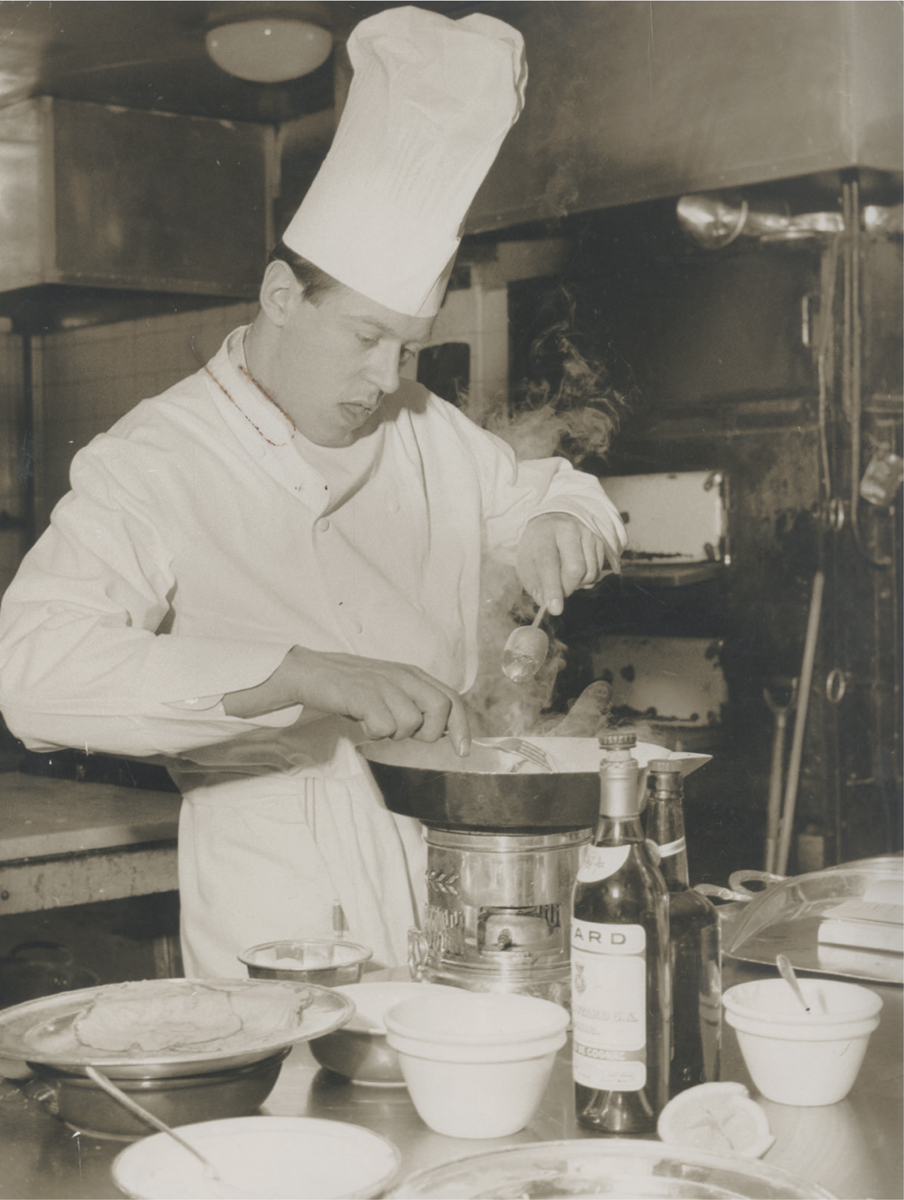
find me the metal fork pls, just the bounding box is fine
[473,738,553,771]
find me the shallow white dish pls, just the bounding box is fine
[112,1115,401,1199]
[388,1138,836,1199]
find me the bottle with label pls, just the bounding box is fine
[571,731,671,1134]
[644,760,721,1095]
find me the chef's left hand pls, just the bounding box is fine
[516,514,611,616]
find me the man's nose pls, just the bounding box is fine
[366,342,402,394]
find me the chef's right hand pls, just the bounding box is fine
[223,645,472,755]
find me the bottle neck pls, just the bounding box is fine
[593,813,645,847]
[598,757,642,821]
[646,791,690,885]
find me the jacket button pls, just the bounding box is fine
[349,619,363,634]
[316,518,331,533]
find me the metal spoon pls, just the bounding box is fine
[502,603,549,682]
[776,953,811,1012]
[84,1066,227,1182]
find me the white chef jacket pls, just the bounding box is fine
[0,327,626,978]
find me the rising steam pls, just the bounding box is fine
[482,313,626,466]
[463,290,626,736]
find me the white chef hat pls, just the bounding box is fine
[281,5,527,318]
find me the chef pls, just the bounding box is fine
[0,6,626,978]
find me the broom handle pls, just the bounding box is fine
[775,571,825,877]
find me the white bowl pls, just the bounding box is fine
[723,977,882,1106]
[384,990,569,1138]
[309,981,452,1085]
[111,1115,401,1199]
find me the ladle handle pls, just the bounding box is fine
[84,1066,222,1178]
[776,954,811,1012]
[531,602,548,628]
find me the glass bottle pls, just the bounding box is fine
[571,731,671,1134]
[644,760,721,1095]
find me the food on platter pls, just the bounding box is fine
[37,980,315,1057]
[72,980,312,1054]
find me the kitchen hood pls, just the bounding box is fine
[466,0,903,232]
[0,97,276,328]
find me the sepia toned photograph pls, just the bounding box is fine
[0,3,900,1197]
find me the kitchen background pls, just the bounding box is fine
[0,1,900,991]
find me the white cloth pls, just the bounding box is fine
[0,327,626,977]
[283,6,527,316]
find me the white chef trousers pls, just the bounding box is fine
[176,747,427,979]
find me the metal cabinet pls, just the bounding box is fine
[0,98,275,305]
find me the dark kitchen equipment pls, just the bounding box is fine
[0,943,98,1009]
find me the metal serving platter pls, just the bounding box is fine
[0,978,354,1078]
[389,1138,835,1199]
[360,737,709,831]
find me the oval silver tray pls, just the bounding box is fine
[0,977,354,1076]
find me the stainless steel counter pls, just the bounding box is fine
[0,772,180,914]
[1,962,901,1199]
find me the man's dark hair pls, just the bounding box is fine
[268,240,344,306]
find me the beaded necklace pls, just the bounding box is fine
[191,336,297,447]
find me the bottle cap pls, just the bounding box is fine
[599,730,637,749]
[649,759,681,773]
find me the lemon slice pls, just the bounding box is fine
[657,1081,775,1159]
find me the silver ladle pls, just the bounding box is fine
[502,603,549,682]
[776,953,811,1012]
[84,1066,229,1183]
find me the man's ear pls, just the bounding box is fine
[258,260,303,328]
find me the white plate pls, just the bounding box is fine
[0,978,354,1074]
[112,1116,401,1199]
[389,1138,835,1199]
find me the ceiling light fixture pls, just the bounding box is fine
[206,15,333,83]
